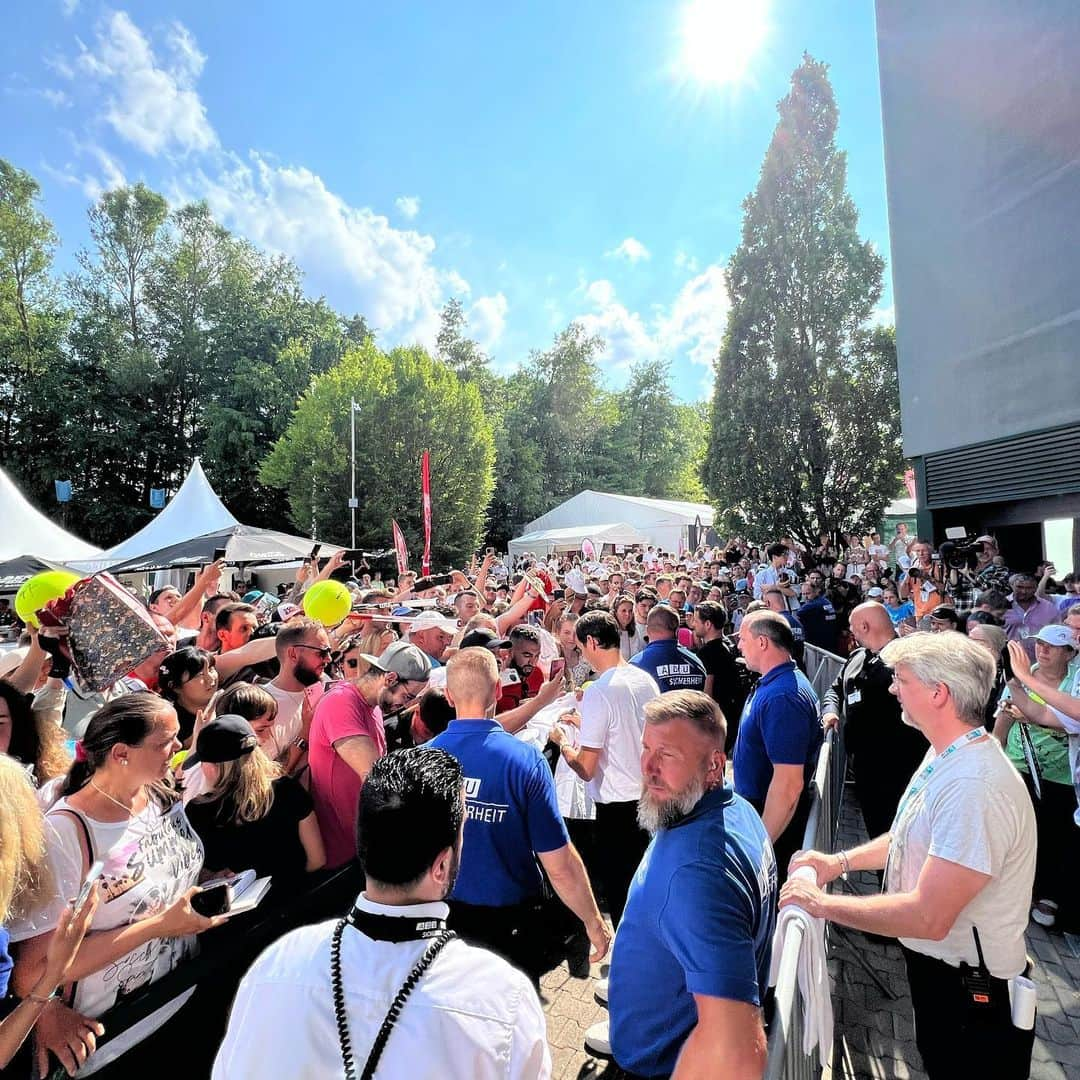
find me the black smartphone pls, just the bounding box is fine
[191,881,231,917]
[212,547,227,562]
[308,543,322,563]
[1001,645,1014,682]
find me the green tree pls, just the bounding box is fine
[0,159,60,460]
[703,55,902,544]
[261,342,495,565]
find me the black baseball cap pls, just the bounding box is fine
[459,628,512,650]
[185,714,258,768]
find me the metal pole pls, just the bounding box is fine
[350,398,357,549]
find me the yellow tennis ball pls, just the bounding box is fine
[302,580,352,626]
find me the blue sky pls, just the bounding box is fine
[4,1,892,401]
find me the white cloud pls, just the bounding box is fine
[41,88,71,107]
[60,0,79,15]
[443,270,471,298]
[674,250,699,273]
[395,195,420,219]
[469,293,509,352]
[178,151,453,347]
[74,11,217,156]
[572,263,730,389]
[606,236,651,263]
[656,264,730,368]
[870,304,895,327]
[43,143,127,200]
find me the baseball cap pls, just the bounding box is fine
[1036,624,1076,648]
[867,587,884,598]
[459,628,512,650]
[185,714,258,768]
[356,653,388,672]
[378,641,433,682]
[408,610,459,635]
[274,602,302,622]
[975,535,995,545]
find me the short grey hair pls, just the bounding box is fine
[644,690,726,746]
[879,631,995,726]
[1009,573,1037,589]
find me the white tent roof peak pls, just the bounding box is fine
[574,490,716,522]
[80,458,238,571]
[0,466,103,562]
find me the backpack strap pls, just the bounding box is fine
[49,806,96,878]
[45,806,96,1008]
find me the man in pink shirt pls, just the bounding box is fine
[309,641,432,868]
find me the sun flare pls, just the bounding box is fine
[679,0,770,87]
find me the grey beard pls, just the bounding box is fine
[637,773,707,834]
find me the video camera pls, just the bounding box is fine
[938,527,982,572]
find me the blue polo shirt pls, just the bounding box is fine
[428,718,568,907]
[609,786,777,1077]
[630,639,706,693]
[733,661,822,805]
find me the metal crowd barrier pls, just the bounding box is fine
[765,643,848,1080]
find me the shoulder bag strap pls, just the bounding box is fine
[330,918,456,1080]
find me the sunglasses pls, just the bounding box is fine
[295,644,333,659]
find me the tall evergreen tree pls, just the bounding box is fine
[703,56,902,545]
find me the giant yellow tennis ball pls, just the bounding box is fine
[302,580,352,626]
[15,570,81,628]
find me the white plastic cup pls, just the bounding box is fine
[1009,975,1037,1030]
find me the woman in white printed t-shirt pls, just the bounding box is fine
[10,695,225,1077]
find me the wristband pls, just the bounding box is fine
[24,987,59,1006]
[837,850,851,881]
[292,736,309,752]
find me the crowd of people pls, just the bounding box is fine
[0,527,1075,1078]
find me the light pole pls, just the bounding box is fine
[349,398,360,548]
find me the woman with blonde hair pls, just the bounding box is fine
[184,715,325,895]
[0,755,101,1070]
[339,626,398,681]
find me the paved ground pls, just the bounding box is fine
[541,794,1080,1079]
[824,797,1080,1080]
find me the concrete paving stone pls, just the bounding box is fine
[1028,1059,1069,1080]
[1031,936,1064,965]
[1037,1013,1076,1045]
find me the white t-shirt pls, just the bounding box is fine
[15,797,204,1075]
[886,735,1036,978]
[578,664,660,804]
[264,681,321,761]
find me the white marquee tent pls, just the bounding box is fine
[520,491,715,555]
[507,521,650,562]
[0,466,103,571]
[72,458,238,574]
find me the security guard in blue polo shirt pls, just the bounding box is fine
[429,648,611,982]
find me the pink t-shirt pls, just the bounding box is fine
[309,681,386,868]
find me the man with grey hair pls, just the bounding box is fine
[600,690,775,1080]
[782,631,1036,1079]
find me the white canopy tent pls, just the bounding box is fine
[507,521,650,562]
[72,458,238,574]
[0,465,103,572]
[522,491,715,555]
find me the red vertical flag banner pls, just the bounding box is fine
[391,519,409,576]
[421,450,432,575]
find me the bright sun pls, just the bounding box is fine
[679,0,770,87]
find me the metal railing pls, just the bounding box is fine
[765,644,847,1080]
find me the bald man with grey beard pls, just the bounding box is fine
[820,603,929,839]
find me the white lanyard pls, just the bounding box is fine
[884,728,988,895]
[892,728,988,828]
